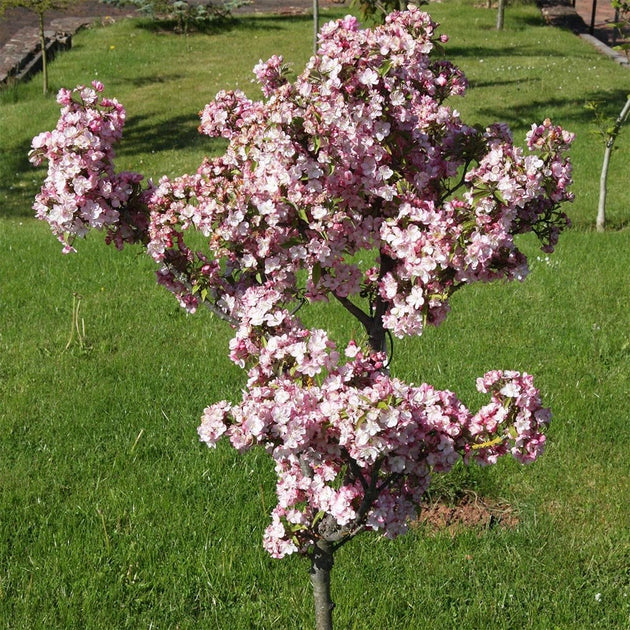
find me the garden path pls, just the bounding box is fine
[573,0,626,44]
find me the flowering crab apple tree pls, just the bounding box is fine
[30,6,574,629]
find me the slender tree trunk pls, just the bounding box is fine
[496,0,505,30]
[596,97,630,232]
[368,251,396,355]
[38,11,48,94]
[313,0,319,56]
[310,539,335,630]
[596,142,612,232]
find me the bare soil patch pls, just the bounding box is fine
[418,492,520,534]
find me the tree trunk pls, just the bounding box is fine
[496,0,505,30]
[38,11,48,94]
[313,0,319,56]
[596,142,612,232]
[596,96,630,232]
[310,539,335,630]
[368,251,396,355]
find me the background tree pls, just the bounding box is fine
[496,0,505,29]
[100,0,248,35]
[0,0,72,93]
[29,8,574,629]
[611,0,630,55]
[313,0,318,53]
[586,95,630,231]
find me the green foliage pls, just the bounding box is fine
[103,0,250,33]
[585,95,630,230]
[611,0,630,57]
[350,0,407,24]
[585,96,630,145]
[1,4,630,626]
[0,0,68,16]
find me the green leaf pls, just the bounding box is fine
[281,237,302,249]
[494,189,507,204]
[378,59,393,77]
[297,207,309,224]
[311,510,326,527]
[312,262,322,286]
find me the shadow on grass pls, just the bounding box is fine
[121,73,186,88]
[118,112,226,156]
[131,15,243,37]
[0,140,41,219]
[472,88,630,130]
[446,41,591,60]
[468,77,525,89]
[5,73,626,218]
[130,11,315,37]
[570,218,630,231]
[475,13,547,30]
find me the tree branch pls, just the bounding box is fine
[367,251,396,355]
[333,293,372,330]
[201,299,238,326]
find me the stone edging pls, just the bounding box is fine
[538,0,629,67]
[578,32,629,65]
[0,17,100,86]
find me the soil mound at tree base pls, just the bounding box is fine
[419,492,520,534]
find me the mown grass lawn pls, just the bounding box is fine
[1,2,629,628]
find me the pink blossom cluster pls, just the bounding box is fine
[467,370,551,465]
[199,339,551,557]
[32,8,571,559]
[139,6,573,341]
[252,54,289,97]
[32,10,573,340]
[29,81,148,253]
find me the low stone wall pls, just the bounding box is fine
[0,17,95,87]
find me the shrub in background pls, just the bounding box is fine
[103,0,250,33]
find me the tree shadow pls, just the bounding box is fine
[236,12,315,29]
[130,10,315,37]
[131,15,241,36]
[118,112,221,156]
[0,142,40,219]
[474,13,548,30]
[120,73,187,88]
[445,41,593,60]
[0,113,229,219]
[7,77,627,220]
[471,88,630,130]
[468,77,525,89]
